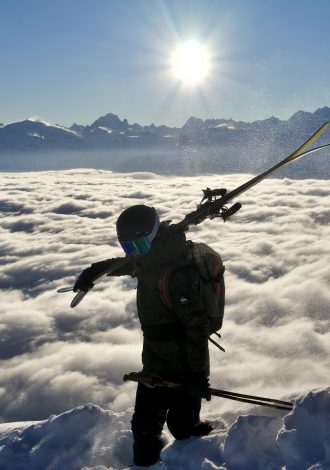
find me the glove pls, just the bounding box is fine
[184,373,211,401]
[73,259,117,292]
[73,266,98,292]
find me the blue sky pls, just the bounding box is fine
[1,0,330,127]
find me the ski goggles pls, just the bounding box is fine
[119,216,160,257]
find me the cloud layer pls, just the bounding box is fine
[0,169,329,421]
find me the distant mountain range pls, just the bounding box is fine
[0,113,180,152]
[1,108,330,176]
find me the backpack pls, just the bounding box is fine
[158,242,225,335]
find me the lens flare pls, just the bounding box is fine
[171,39,211,86]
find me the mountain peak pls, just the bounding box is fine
[90,113,129,131]
[314,106,330,120]
[182,116,204,129]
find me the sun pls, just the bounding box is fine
[171,39,211,86]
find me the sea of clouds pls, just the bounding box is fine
[0,168,329,425]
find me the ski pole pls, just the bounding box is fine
[208,388,292,411]
[209,388,293,407]
[123,372,293,411]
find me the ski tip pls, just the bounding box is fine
[70,290,87,308]
[57,286,74,293]
[317,122,329,135]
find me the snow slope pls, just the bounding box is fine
[0,388,329,470]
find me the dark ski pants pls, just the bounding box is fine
[131,382,201,467]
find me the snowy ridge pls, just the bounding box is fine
[1,107,330,178]
[0,388,329,470]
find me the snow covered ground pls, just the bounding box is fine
[0,388,329,469]
[0,167,329,469]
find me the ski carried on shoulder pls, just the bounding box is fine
[174,122,330,231]
[58,122,330,307]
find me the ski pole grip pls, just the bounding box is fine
[123,371,182,389]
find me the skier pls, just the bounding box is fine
[74,204,224,467]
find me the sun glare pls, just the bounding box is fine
[171,40,211,86]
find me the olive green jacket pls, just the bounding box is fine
[90,225,210,380]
